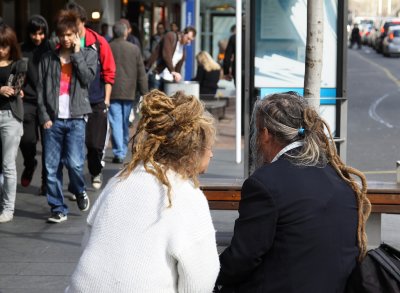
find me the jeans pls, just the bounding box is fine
[43,119,86,215]
[0,111,23,214]
[108,100,133,159]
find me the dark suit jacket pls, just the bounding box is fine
[217,156,359,293]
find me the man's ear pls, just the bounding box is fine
[260,127,271,144]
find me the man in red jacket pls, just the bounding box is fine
[66,3,116,190]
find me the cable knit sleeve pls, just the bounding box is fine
[168,184,220,293]
[175,232,220,292]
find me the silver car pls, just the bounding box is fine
[382,25,400,56]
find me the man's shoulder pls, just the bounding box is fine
[85,28,110,48]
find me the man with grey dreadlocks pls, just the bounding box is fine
[215,92,370,293]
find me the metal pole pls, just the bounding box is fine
[235,0,242,164]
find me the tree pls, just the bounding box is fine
[303,1,324,109]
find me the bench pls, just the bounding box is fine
[200,94,230,120]
[202,100,227,120]
[200,178,400,213]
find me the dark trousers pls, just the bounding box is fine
[86,102,109,177]
[19,102,46,184]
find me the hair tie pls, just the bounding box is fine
[167,113,176,125]
[298,127,305,137]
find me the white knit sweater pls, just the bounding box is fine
[66,164,220,293]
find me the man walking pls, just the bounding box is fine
[108,22,148,163]
[37,10,97,223]
[66,3,116,190]
[147,26,196,90]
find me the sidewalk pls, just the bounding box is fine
[0,99,242,292]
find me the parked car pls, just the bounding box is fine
[367,27,379,47]
[360,23,373,44]
[375,18,400,53]
[382,25,400,57]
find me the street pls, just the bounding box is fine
[347,46,400,182]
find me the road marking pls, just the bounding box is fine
[354,51,400,86]
[362,170,396,174]
[368,93,394,128]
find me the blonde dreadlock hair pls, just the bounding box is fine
[120,89,216,207]
[252,92,371,261]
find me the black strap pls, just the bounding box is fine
[369,246,400,283]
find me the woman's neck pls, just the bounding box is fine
[0,59,12,67]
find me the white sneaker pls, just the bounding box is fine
[0,212,13,223]
[91,174,102,190]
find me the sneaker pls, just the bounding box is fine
[0,212,13,223]
[76,191,90,211]
[91,174,102,190]
[112,157,124,164]
[21,159,38,187]
[47,212,67,223]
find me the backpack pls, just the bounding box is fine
[88,32,105,104]
[346,243,400,293]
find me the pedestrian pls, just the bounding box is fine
[215,92,371,292]
[349,24,362,49]
[223,25,236,82]
[170,22,179,33]
[100,23,111,42]
[119,18,141,50]
[66,2,116,190]
[147,26,196,90]
[108,21,148,164]
[150,22,165,52]
[66,90,219,292]
[0,25,26,223]
[19,15,52,195]
[192,51,221,96]
[37,10,97,223]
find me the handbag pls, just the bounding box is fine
[346,243,400,293]
[7,58,28,96]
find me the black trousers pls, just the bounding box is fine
[86,101,109,177]
[19,102,46,183]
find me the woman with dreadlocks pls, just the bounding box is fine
[215,92,371,293]
[66,89,219,292]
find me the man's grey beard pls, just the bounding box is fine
[249,125,266,174]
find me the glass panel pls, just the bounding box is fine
[254,0,338,135]
[254,0,338,91]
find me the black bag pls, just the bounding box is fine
[346,243,400,293]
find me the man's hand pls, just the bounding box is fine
[172,71,182,82]
[223,74,233,81]
[43,120,53,129]
[73,33,81,53]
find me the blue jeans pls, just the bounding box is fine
[43,119,86,215]
[108,100,133,159]
[0,111,23,214]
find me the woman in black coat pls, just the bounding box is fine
[19,15,52,193]
[192,51,220,96]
